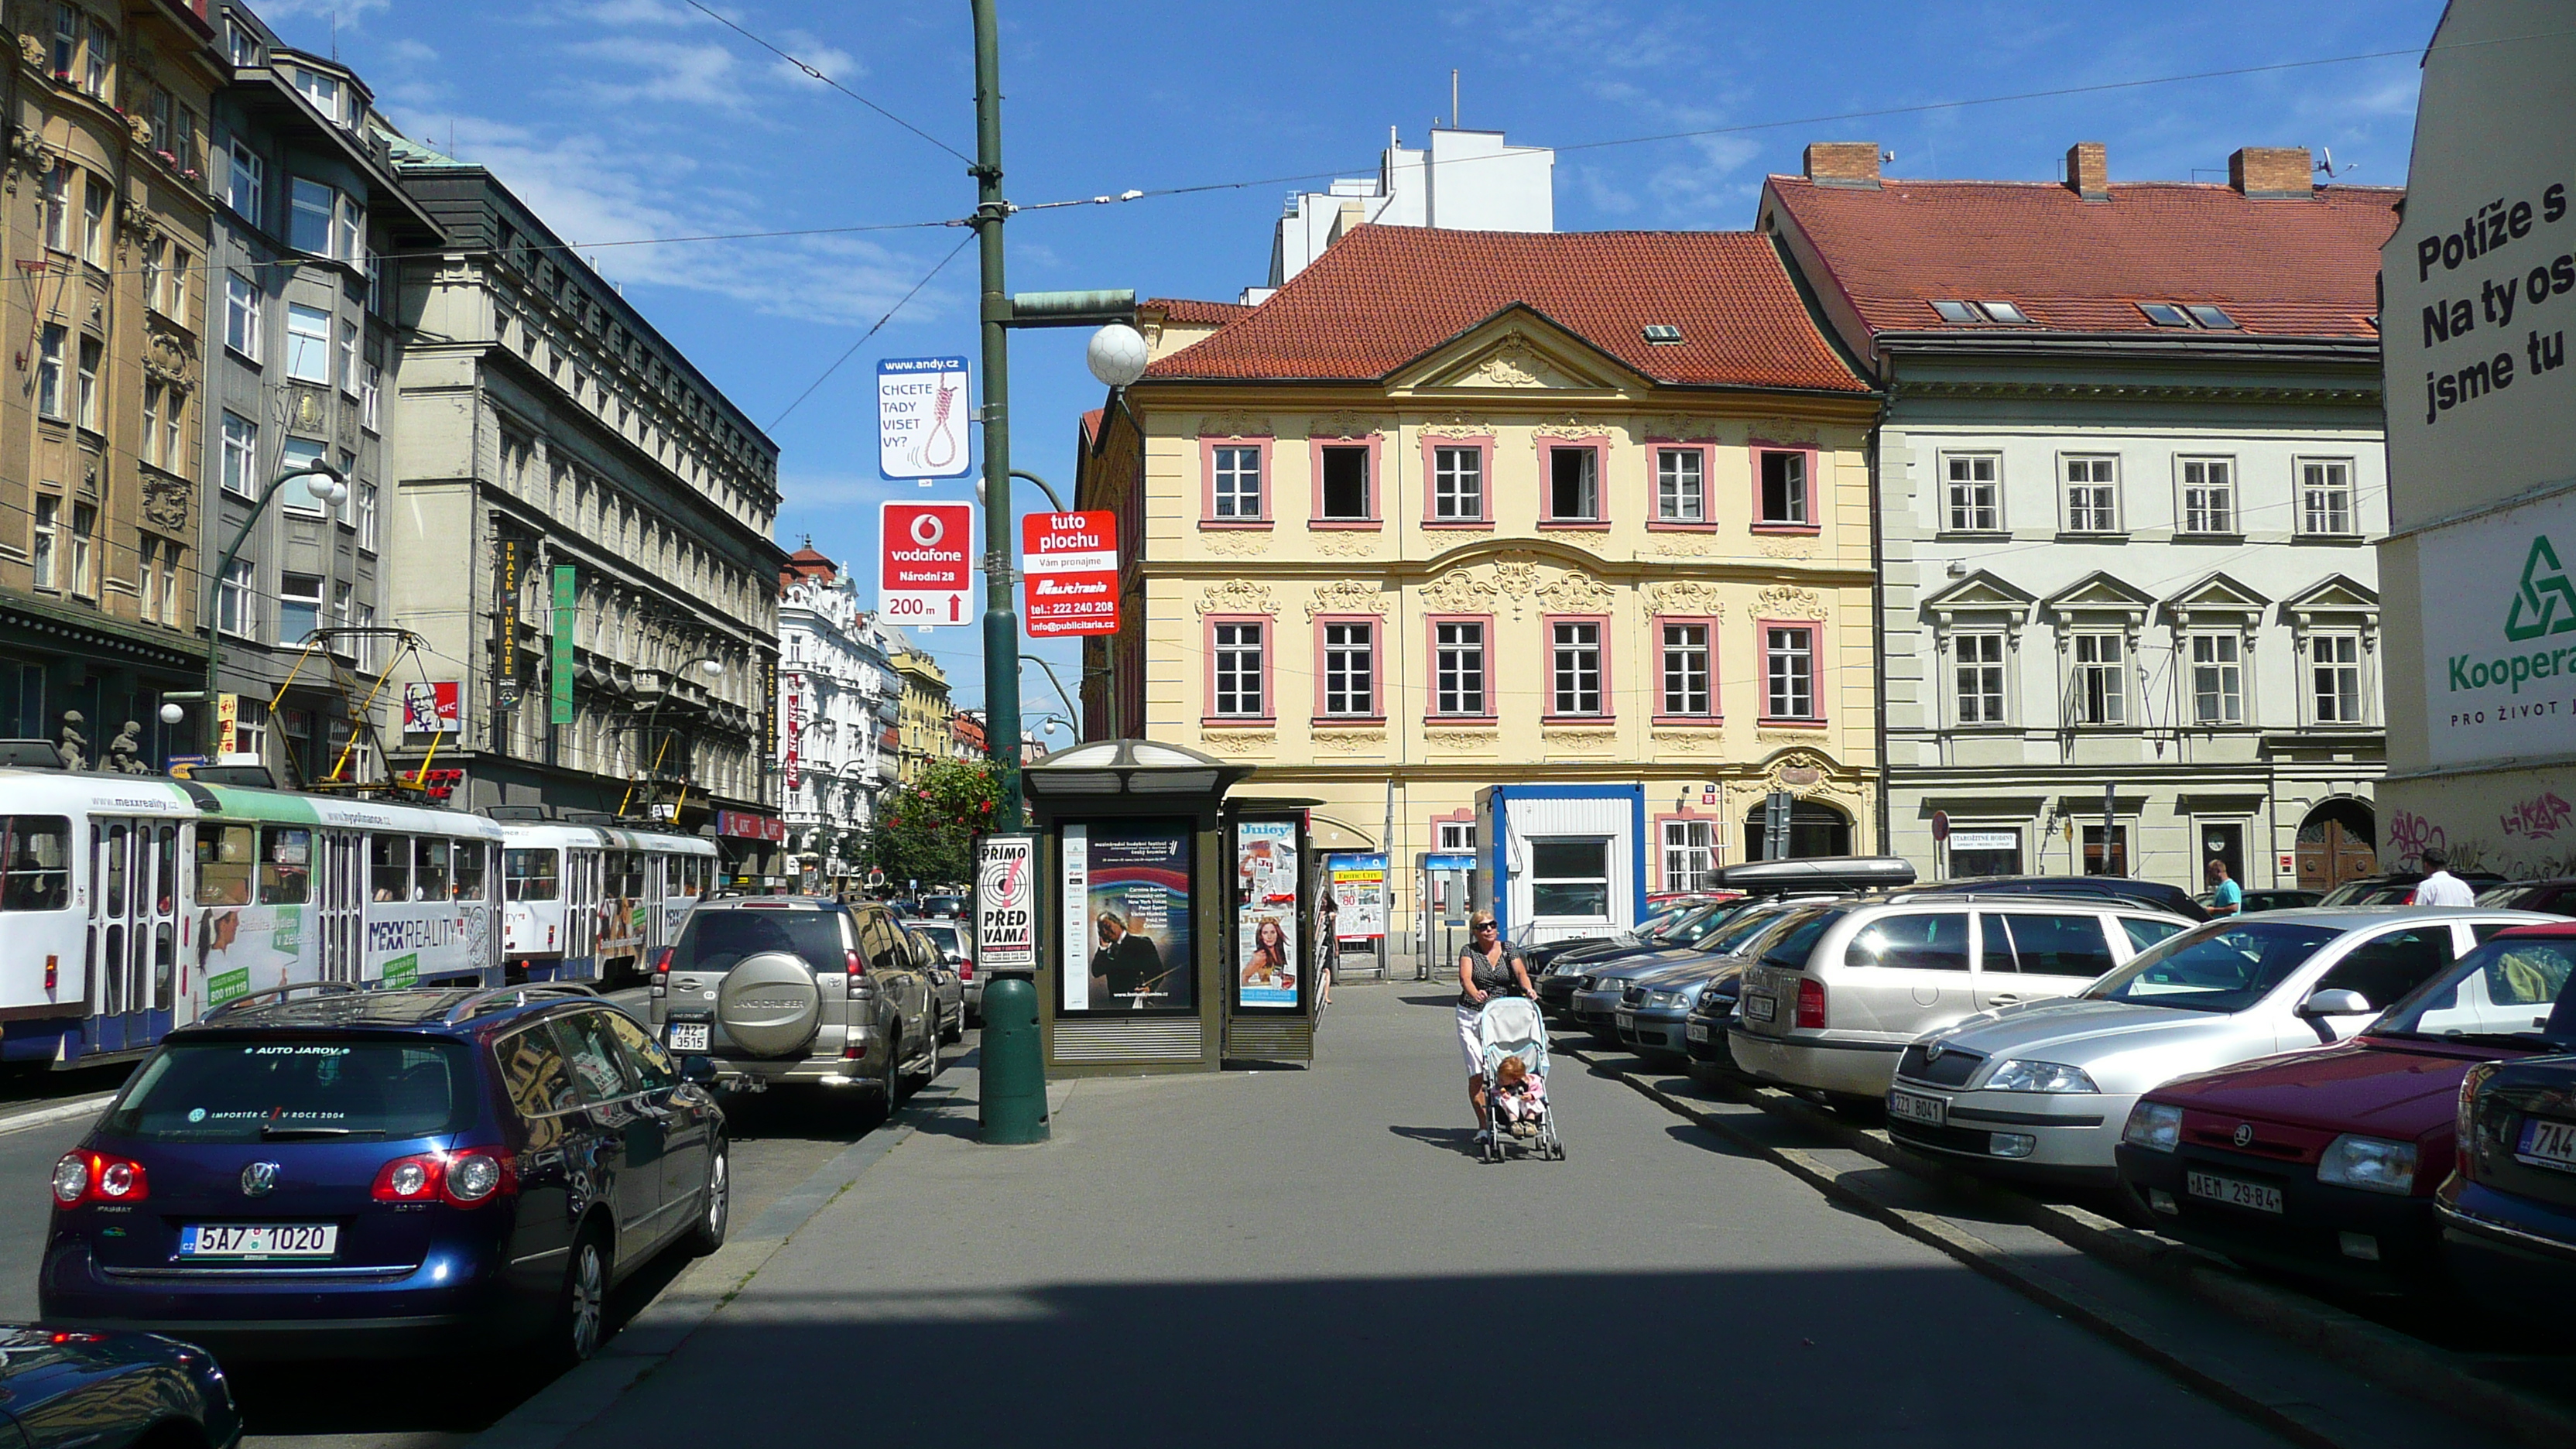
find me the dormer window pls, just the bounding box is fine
[1930,300,1979,324]
[293,68,344,127]
[2184,304,2237,329]
[228,20,263,67]
[1978,301,2030,324]
[2138,303,2193,327]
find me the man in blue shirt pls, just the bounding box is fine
[2205,858,2243,917]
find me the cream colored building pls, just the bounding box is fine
[1081,228,1881,956]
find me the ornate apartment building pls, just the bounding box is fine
[0,1,224,766]
[1764,142,2396,891]
[380,135,790,872]
[1081,228,1882,948]
[890,644,950,784]
[777,544,899,876]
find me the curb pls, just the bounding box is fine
[0,1092,116,1138]
[473,1050,992,1449]
[1577,1046,2576,1449]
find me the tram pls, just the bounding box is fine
[0,761,505,1068]
[498,823,716,986]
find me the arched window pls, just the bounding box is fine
[1741,798,1852,862]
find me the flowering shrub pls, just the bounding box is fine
[858,757,1003,888]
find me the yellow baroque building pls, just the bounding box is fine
[1077,227,1882,957]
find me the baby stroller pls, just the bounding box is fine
[1476,995,1564,1163]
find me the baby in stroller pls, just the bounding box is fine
[1475,995,1564,1162]
[1490,1054,1547,1136]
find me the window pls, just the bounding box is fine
[2180,457,2235,534]
[288,178,334,255]
[50,4,76,76]
[140,382,160,468]
[1211,622,1265,718]
[331,582,354,648]
[279,438,327,516]
[36,326,64,419]
[2185,304,2237,330]
[1653,447,1705,522]
[74,334,99,430]
[2190,634,2244,724]
[1437,821,1477,851]
[1660,623,1711,716]
[224,273,260,357]
[2063,456,2119,532]
[231,698,269,762]
[31,497,59,590]
[83,15,108,98]
[1759,450,1809,525]
[369,834,410,901]
[1930,300,1978,324]
[1955,632,2006,724]
[161,388,185,475]
[336,197,363,264]
[505,850,560,902]
[141,239,163,316]
[293,67,343,125]
[2139,303,2192,327]
[355,476,379,552]
[80,177,105,265]
[1663,820,1716,893]
[1765,626,1817,720]
[365,248,384,315]
[413,838,450,900]
[67,504,94,599]
[361,348,382,430]
[2299,459,2357,536]
[279,573,323,643]
[2082,824,2129,876]
[217,558,253,638]
[1432,445,1482,520]
[1550,621,1604,715]
[1980,301,2031,324]
[339,322,359,395]
[221,412,259,496]
[2072,633,2126,725]
[160,246,187,320]
[1432,620,1486,716]
[156,540,180,625]
[1318,445,1370,520]
[1547,447,1600,521]
[1530,839,1610,918]
[228,19,262,67]
[1321,622,1375,717]
[1948,827,2023,879]
[284,303,331,382]
[351,603,377,671]
[2313,633,2363,724]
[1211,444,1262,519]
[227,142,262,219]
[0,816,71,911]
[1847,913,1971,971]
[1945,454,2001,531]
[41,163,68,252]
[1982,913,2116,978]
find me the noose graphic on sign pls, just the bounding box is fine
[920,373,961,471]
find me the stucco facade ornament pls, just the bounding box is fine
[1535,571,1618,616]
[1201,531,1268,557]
[1305,579,1390,618]
[1750,420,1821,447]
[1756,584,1828,621]
[1312,729,1387,753]
[1471,337,1543,387]
[1543,728,1618,749]
[1199,730,1275,756]
[1313,531,1378,558]
[1419,570,1499,615]
[1758,539,1817,560]
[17,36,43,73]
[1419,414,1492,439]
[1195,579,1278,615]
[1651,730,1715,755]
[1643,535,1718,558]
[141,476,189,532]
[1639,414,1724,443]
[1493,559,1540,617]
[1425,728,1499,750]
[1530,413,1605,439]
[1647,581,1724,618]
[1309,410,1382,440]
[1199,412,1273,439]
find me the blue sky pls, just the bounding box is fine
[259,0,2443,716]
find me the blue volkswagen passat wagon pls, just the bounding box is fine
[39,984,727,1365]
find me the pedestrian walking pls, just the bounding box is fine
[1314,889,1338,1009]
[2410,848,2476,906]
[1455,911,1535,1142]
[2204,858,2242,916]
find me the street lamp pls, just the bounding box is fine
[168,462,346,752]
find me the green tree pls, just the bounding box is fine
[860,758,1002,889]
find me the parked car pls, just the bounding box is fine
[1521,894,1736,976]
[2114,920,2574,1286]
[1889,909,2543,1180]
[2209,888,2325,914]
[906,917,981,1019]
[2438,1049,2576,1329]
[1729,896,2197,1113]
[1566,902,1802,1040]
[2317,872,2508,906]
[1535,901,1762,1018]
[918,894,968,920]
[2477,877,2576,914]
[0,1324,241,1447]
[1684,959,1762,1074]
[40,983,728,1365]
[647,896,937,1120]
[1909,875,2210,922]
[1614,956,1749,1060]
[903,923,967,1045]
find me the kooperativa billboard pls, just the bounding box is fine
[2420,491,2576,769]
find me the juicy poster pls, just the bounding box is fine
[1082,828,1192,1012]
[1235,820,1299,1009]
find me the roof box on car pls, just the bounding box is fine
[1712,855,1917,896]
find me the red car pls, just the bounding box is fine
[2115,922,2576,1287]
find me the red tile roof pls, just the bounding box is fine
[1145,297,1255,324]
[1765,176,2400,340]
[1146,227,1869,393]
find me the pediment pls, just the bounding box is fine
[1398,306,1643,394]
[2162,570,2269,621]
[2283,574,2380,616]
[2045,570,2155,616]
[1923,569,2036,616]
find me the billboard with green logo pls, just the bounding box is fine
[2420,490,2576,768]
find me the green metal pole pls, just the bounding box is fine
[973,0,1046,1146]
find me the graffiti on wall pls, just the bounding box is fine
[2499,790,2573,841]
[2389,810,2448,870]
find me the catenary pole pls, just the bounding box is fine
[971,0,1023,831]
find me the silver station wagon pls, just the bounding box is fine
[1881,908,2557,1178]
[1728,895,2194,1111]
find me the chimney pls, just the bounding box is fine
[2064,142,2108,201]
[1803,142,1881,190]
[2228,146,2313,199]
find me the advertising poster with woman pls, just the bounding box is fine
[1235,820,1300,1009]
[1081,827,1192,1012]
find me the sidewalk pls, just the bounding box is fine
[521,985,2343,1449]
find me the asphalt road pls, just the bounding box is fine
[0,988,945,1449]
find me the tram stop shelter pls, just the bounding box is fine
[1026,739,1317,1076]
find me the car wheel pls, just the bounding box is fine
[553,1226,609,1366]
[683,1137,729,1256]
[941,1002,963,1045]
[859,1027,901,1129]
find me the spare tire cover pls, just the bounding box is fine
[716,951,823,1058]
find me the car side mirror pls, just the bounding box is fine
[2297,987,2374,1017]
[945,951,965,964]
[679,1054,718,1084]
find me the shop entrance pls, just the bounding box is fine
[2296,800,2378,891]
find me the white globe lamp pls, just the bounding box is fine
[1084,324,1149,389]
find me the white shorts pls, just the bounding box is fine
[1457,1004,1485,1076]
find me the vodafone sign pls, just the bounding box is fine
[1023,510,1120,638]
[879,501,974,625]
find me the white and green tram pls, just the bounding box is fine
[0,763,503,1068]
[498,823,715,986]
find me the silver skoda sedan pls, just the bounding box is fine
[1882,907,2561,1181]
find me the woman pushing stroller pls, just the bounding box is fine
[1457,911,1536,1142]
